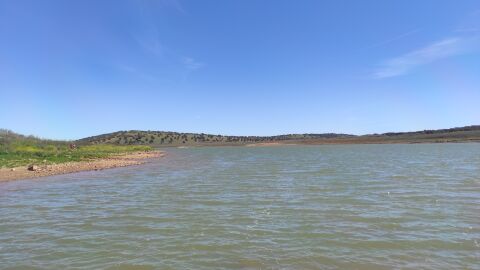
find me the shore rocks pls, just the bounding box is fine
[1,151,165,182]
[28,165,39,171]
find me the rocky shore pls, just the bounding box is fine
[0,151,165,182]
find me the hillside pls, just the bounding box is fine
[0,129,151,168]
[77,125,480,146]
[77,131,354,146]
[303,125,480,144]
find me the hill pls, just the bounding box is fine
[77,131,354,146]
[77,125,480,146]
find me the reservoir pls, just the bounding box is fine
[1,144,479,269]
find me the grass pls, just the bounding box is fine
[0,130,152,168]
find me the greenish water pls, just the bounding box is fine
[1,144,479,269]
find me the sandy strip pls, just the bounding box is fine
[245,142,294,147]
[0,151,165,182]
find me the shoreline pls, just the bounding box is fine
[0,151,165,183]
[168,139,480,148]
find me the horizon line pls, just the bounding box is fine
[3,124,479,142]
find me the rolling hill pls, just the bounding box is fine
[77,125,480,146]
[77,131,354,146]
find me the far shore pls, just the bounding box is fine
[0,151,165,183]
[172,139,479,148]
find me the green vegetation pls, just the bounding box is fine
[78,125,480,146]
[0,129,151,168]
[78,130,353,146]
[2,125,480,168]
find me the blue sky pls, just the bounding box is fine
[1,0,480,140]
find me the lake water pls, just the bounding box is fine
[0,144,479,269]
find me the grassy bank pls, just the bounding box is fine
[0,130,151,168]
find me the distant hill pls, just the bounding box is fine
[77,125,480,146]
[77,131,354,146]
[371,125,480,137]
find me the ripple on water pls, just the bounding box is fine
[1,144,480,269]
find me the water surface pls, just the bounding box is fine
[1,144,479,269]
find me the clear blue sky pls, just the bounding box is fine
[1,0,480,140]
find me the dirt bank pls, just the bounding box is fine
[0,151,165,182]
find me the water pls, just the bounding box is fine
[1,144,479,269]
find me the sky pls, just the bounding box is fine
[1,0,480,140]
